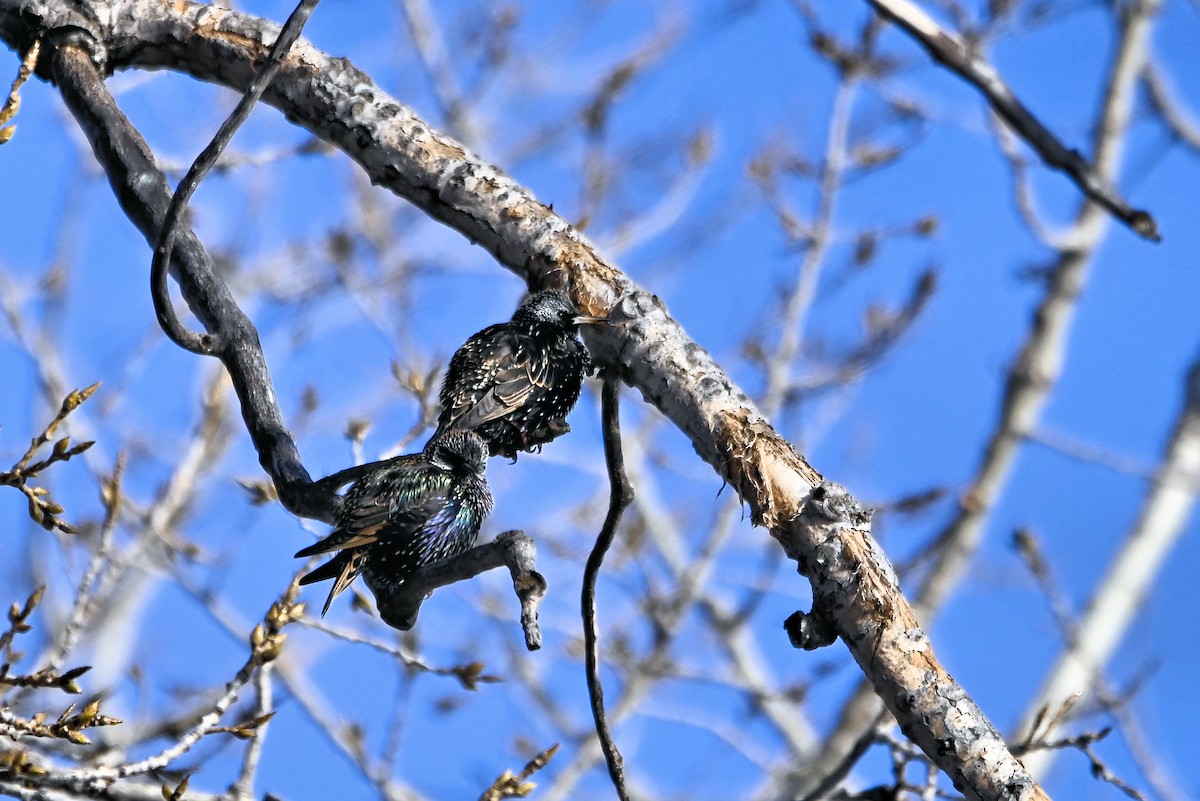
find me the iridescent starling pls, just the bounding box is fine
[296,429,493,619]
[436,289,601,459]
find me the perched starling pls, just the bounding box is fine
[436,289,601,459]
[296,429,493,618]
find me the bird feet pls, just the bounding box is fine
[524,418,571,452]
[494,418,573,460]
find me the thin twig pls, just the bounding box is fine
[867,0,1160,241]
[398,0,475,145]
[46,453,124,665]
[582,377,634,801]
[0,36,38,142]
[229,662,273,801]
[759,77,856,416]
[10,586,300,796]
[988,111,1070,248]
[796,713,887,801]
[477,744,560,801]
[166,565,416,801]
[0,776,225,801]
[296,617,504,684]
[1142,60,1200,153]
[539,436,764,801]
[149,0,320,354]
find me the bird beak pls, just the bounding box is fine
[573,313,607,325]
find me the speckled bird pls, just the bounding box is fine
[295,429,493,617]
[435,289,601,459]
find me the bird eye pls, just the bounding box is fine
[434,445,479,475]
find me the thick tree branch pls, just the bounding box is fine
[42,37,334,521]
[0,3,1049,797]
[783,482,1042,800]
[797,0,1158,785]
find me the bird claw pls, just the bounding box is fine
[494,418,573,460]
[521,419,571,454]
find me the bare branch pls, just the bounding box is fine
[0,383,98,534]
[149,0,319,355]
[0,36,37,143]
[228,665,273,801]
[13,586,302,795]
[32,453,125,682]
[371,530,545,650]
[796,717,885,801]
[1017,352,1200,777]
[1142,59,1200,152]
[45,40,333,520]
[582,377,634,801]
[297,618,504,686]
[782,482,1047,801]
[801,0,1160,781]
[398,0,476,145]
[867,0,1161,241]
[0,778,227,801]
[0,3,1057,796]
[754,75,856,416]
[478,743,560,801]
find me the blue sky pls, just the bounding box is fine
[1,1,1198,799]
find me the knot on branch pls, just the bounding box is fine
[790,482,881,585]
[802,481,872,527]
[784,482,874,649]
[43,24,106,79]
[784,598,838,651]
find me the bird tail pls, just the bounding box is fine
[295,529,379,558]
[298,551,363,617]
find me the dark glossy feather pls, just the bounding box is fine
[436,290,594,458]
[295,430,492,618]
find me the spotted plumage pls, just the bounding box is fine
[296,429,493,617]
[436,289,600,459]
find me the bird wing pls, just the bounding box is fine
[295,465,452,616]
[294,508,386,557]
[443,333,552,431]
[296,491,454,558]
[295,458,431,558]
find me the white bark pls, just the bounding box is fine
[1018,359,1200,776]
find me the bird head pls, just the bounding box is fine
[426,429,489,476]
[514,289,606,331]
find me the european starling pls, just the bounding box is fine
[436,289,601,459]
[296,429,493,618]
